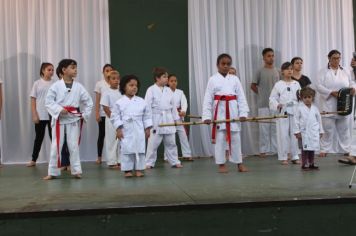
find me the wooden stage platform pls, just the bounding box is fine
[1,155,356,235]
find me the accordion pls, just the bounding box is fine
[337,88,353,116]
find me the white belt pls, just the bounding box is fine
[152,108,171,115]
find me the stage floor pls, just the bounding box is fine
[1,154,356,215]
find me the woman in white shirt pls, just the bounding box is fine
[315,50,356,157]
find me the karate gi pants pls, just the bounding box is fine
[104,117,120,166]
[164,125,192,159]
[146,130,181,167]
[121,153,145,171]
[214,130,242,164]
[321,116,350,153]
[276,115,299,161]
[48,121,82,176]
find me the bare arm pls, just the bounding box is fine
[95,92,101,122]
[250,83,258,94]
[31,97,39,123]
[103,105,111,118]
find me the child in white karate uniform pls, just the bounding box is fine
[294,87,323,170]
[164,74,193,161]
[145,67,182,168]
[225,66,244,160]
[269,62,301,165]
[100,70,122,169]
[111,75,152,177]
[202,54,249,173]
[44,59,93,180]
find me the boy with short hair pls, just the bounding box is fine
[145,67,182,169]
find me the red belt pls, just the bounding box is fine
[212,95,237,154]
[55,106,83,168]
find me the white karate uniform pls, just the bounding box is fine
[164,89,192,159]
[145,84,181,167]
[202,72,249,164]
[269,80,301,161]
[315,67,356,153]
[294,103,324,151]
[45,80,93,176]
[110,95,152,171]
[100,88,122,166]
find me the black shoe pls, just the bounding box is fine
[309,164,319,170]
[301,166,309,171]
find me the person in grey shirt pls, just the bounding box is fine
[251,48,280,158]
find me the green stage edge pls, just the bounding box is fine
[2,202,356,235]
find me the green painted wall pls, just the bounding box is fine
[354,0,356,47]
[109,0,189,99]
[109,0,189,156]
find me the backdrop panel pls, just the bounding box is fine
[188,0,355,156]
[0,0,111,164]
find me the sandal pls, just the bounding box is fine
[338,157,356,165]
